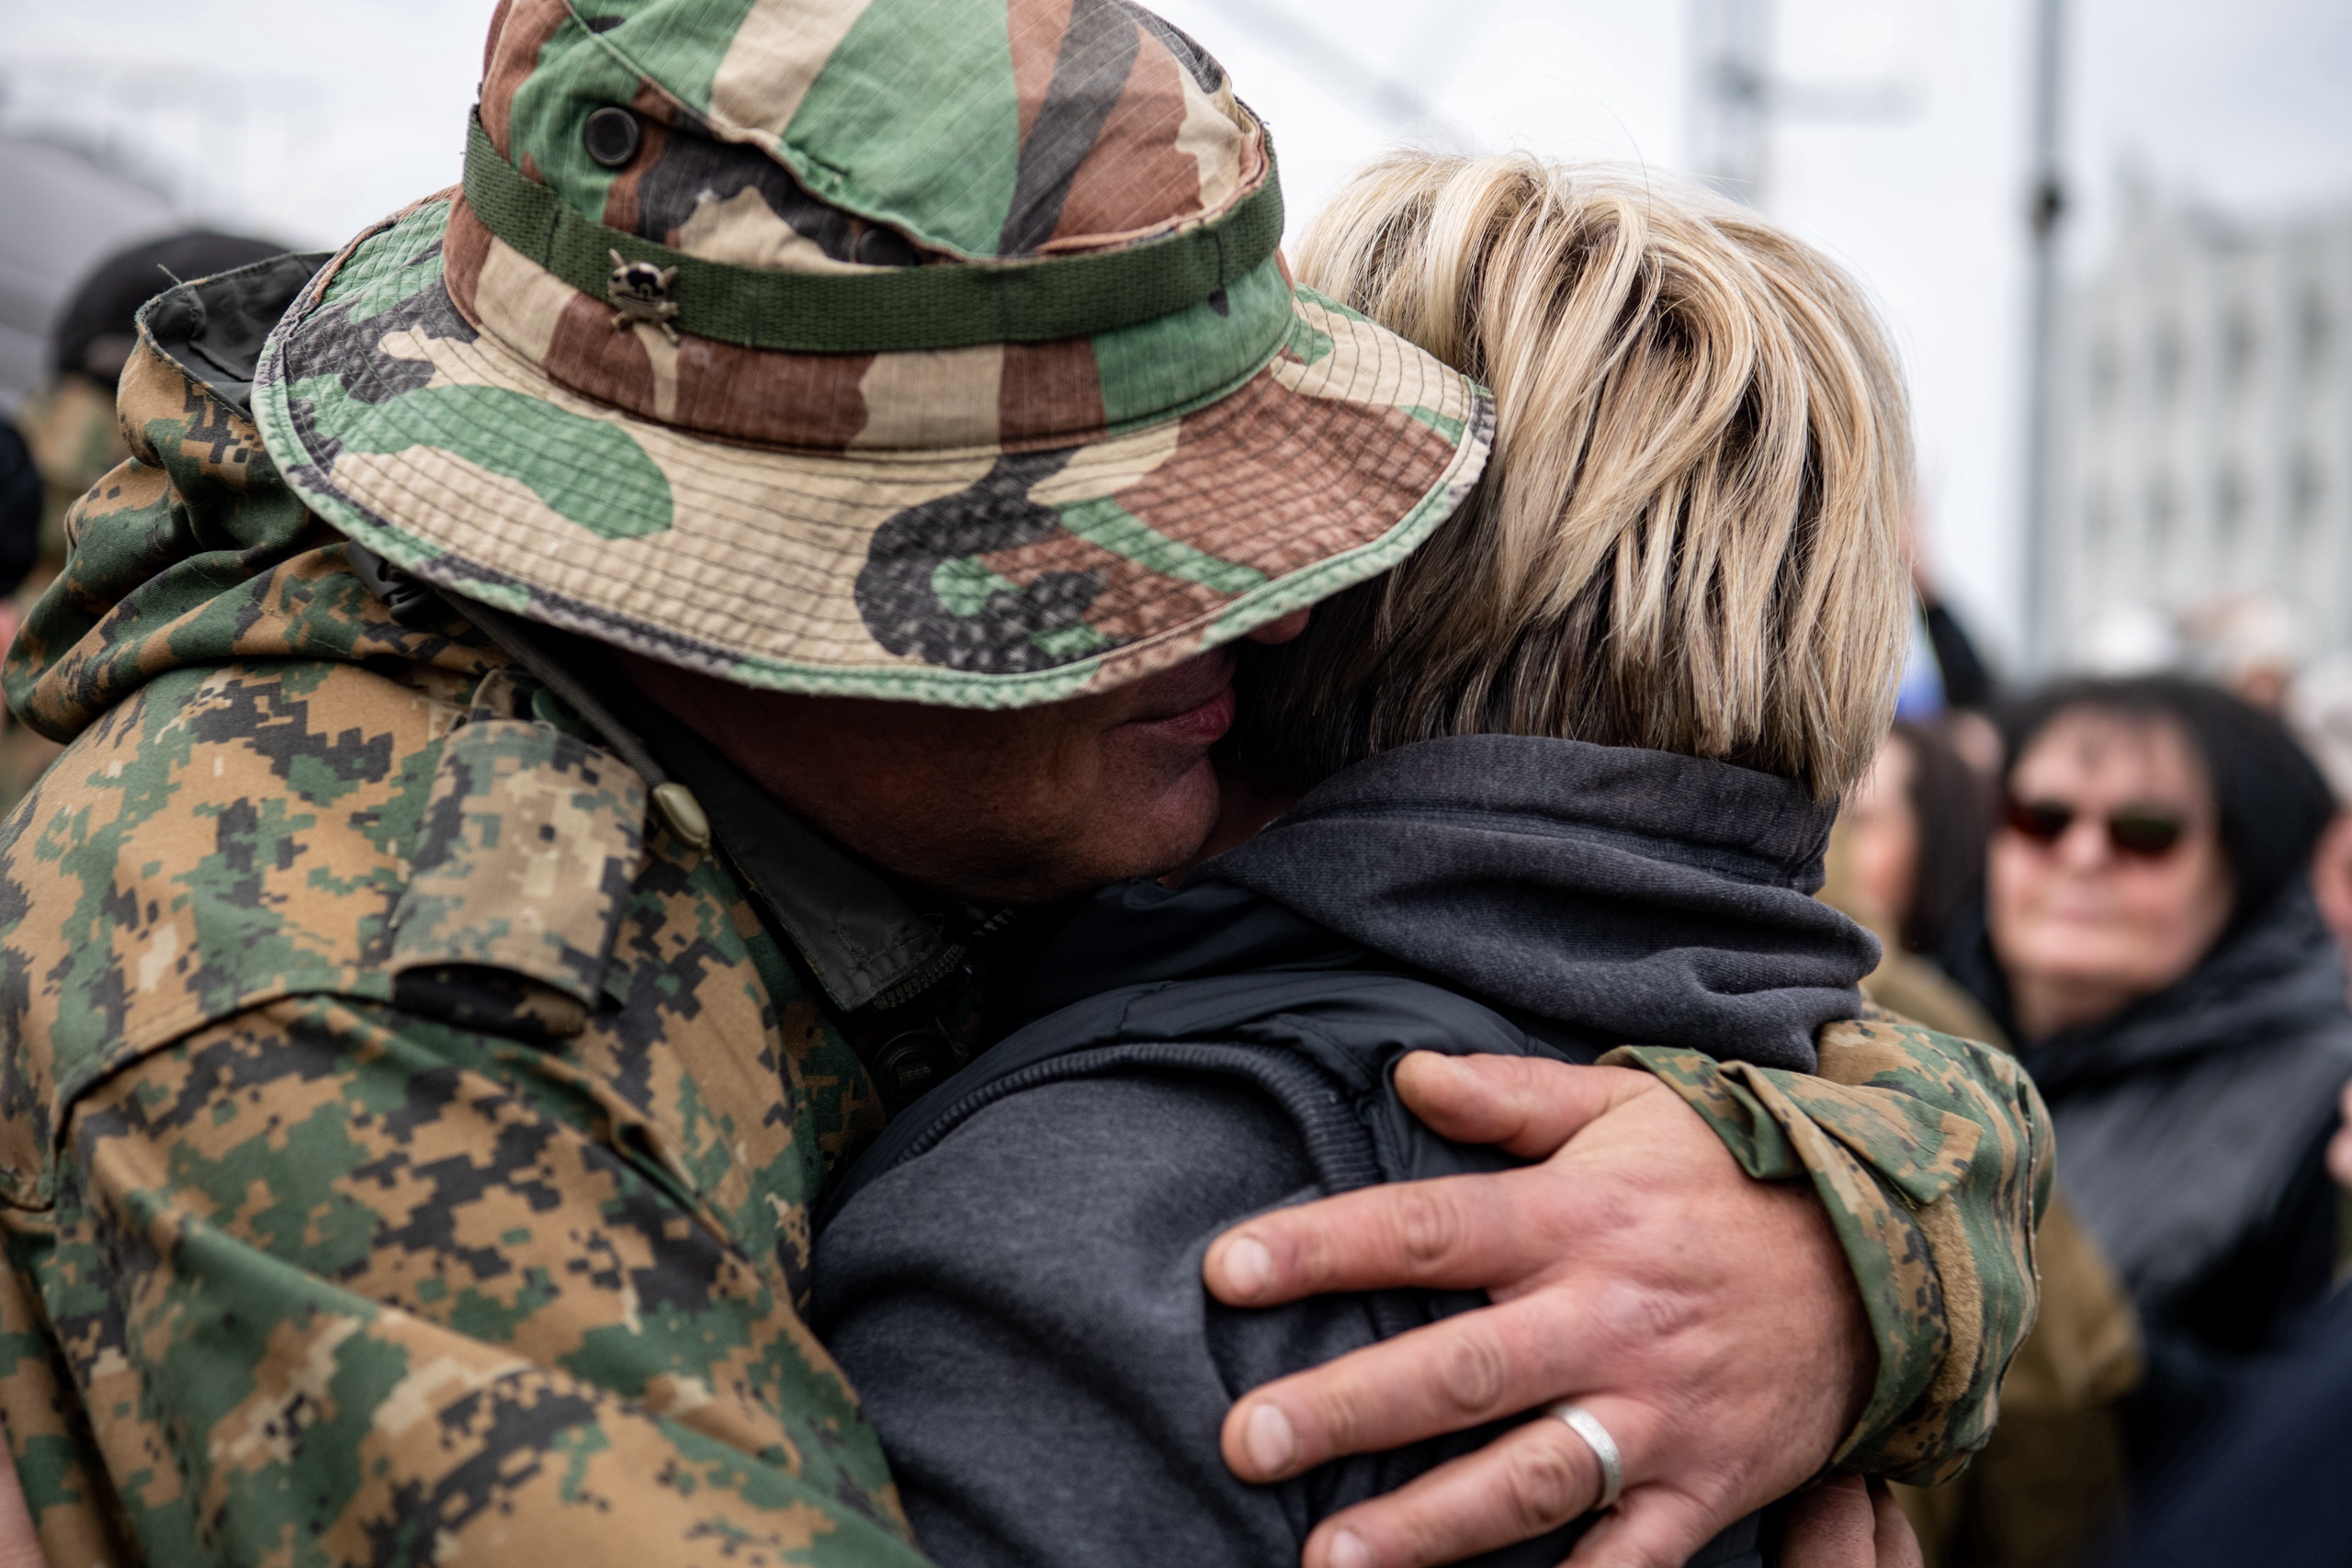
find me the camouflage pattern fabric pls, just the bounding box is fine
[250,0,1495,711]
[0,303,2040,1561]
[1608,1006,2055,1487]
[389,671,651,1021]
[0,332,909,1565]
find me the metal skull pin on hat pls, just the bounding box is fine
[606,251,680,342]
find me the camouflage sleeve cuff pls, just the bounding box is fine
[1601,1012,2054,1483]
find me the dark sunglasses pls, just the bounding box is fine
[2003,797,2190,859]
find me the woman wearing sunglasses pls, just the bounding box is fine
[1947,675,2352,1484]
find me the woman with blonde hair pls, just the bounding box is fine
[810,155,2040,1568]
[1233,157,1908,798]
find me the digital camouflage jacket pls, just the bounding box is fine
[0,261,2049,1568]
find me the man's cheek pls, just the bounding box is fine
[1085,737,1221,866]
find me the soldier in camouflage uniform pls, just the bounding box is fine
[0,2,2044,1565]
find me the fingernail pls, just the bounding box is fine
[1222,1235,1273,1298]
[1243,1402,1297,1474]
[1327,1529,1374,1568]
[1403,1052,1475,1089]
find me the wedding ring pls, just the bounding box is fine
[1545,1401,1624,1510]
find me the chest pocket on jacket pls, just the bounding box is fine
[386,703,648,1040]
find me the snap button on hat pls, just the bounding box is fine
[854,227,917,268]
[582,107,639,168]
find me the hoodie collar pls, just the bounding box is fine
[1019,735,1876,1071]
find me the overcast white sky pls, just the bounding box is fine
[6,0,2348,662]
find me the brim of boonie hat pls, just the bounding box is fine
[254,195,1493,709]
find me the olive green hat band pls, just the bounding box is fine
[459,114,1287,355]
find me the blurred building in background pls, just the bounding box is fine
[2044,201,2352,671]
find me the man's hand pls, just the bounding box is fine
[1203,1053,1876,1568]
[1781,1476,1925,1568]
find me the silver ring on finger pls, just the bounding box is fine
[1544,1402,1623,1510]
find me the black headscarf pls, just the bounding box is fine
[0,421,38,598]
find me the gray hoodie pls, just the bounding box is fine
[813,735,1881,1568]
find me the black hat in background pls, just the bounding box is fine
[0,422,42,599]
[49,231,284,383]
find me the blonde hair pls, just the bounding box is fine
[1238,154,1911,799]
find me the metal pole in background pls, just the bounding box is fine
[1688,0,1774,207]
[2020,0,2069,673]
[1180,0,1494,138]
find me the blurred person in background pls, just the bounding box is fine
[1827,718,1999,1035]
[1826,725,2142,1568]
[2081,1084,2352,1568]
[1900,519,2004,785]
[19,231,284,545]
[1945,677,2352,1492]
[5,230,280,809]
[2285,649,2352,973]
[0,422,56,818]
[2176,589,2311,716]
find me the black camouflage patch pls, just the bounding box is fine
[853,452,1112,675]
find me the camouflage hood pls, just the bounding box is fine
[3,254,501,747]
[250,0,1494,710]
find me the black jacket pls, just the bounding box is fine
[2098,1270,2352,1567]
[1949,886,2352,1471]
[812,735,1879,1568]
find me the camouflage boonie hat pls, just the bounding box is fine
[251,0,1492,706]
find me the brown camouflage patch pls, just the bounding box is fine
[1007,0,1075,148]
[479,0,571,158]
[1000,339,1107,443]
[1048,10,1203,246]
